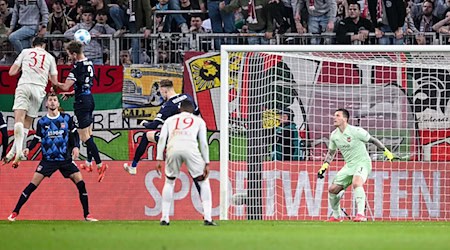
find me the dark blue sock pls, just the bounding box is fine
[13,183,37,214]
[85,137,101,164]
[87,150,93,163]
[76,181,89,218]
[132,135,149,167]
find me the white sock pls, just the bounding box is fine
[329,192,341,218]
[14,123,24,159]
[161,178,175,222]
[23,128,29,150]
[199,179,212,222]
[354,186,366,216]
[6,140,16,158]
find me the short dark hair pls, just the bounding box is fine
[347,0,360,9]
[336,108,350,121]
[179,100,194,113]
[66,40,83,54]
[48,92,57,97]
[82,5,95,15]
[160,79,174,88]
[32,37,47,47]
[190,14,204,20]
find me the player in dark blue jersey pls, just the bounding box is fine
[0,112,8,160]
[123,79,200,175]
[56,41,108,182]
[7,93,98,222]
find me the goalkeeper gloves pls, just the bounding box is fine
[383,148,394,161]
[317,162,329,179]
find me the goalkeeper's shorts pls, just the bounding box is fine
[332,162,372,189]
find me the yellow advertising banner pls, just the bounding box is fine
[122,66,183,119]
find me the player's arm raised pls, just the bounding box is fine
[318,149,336,179]
[368,136,394,161]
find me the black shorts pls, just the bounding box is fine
[36,161,80,178]
[74,95,95,129]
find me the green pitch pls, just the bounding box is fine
[1,220,449,250]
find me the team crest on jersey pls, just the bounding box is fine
[60,123,65,129]
[347,137,351,142]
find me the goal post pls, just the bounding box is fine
[220,45,450,221]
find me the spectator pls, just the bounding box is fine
[0,0,12,27]
[56,51,69,65]
[335,0,374,44]
[292,0,337,44]
[221,0,273,45]
[64,6,115,64]
[64,0,79,23]
[49,31,65,58]
[432,8,450,36]
[202,0,236,49]
[437,0,450,19]
[268,0,295,34]
[0,40,16,65]
[413,0,439,44]
[404,0,419,36]
[273,108,305,161]
[190,14,206,33]
[48,0,72,34]
[108,0,127,30]
[116,0,153,64]
[8,0,49,53]
[91,0,115,28]
[0,11,7,44]
[411,0,448,20]
[180,0,201,28]
[165,0,189,33]
[368,0,406,45]
[119,49,132,65]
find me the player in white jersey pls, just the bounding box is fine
[317,108,394,222]
[156,100,216,226]
[3,37,58,167]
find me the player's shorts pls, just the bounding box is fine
[332,162,372,189]
[74,95,95,129]
[165,149,206,179]
[36,161,80,178]
[12,84,46,118]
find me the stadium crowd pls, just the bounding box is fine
[0,0,449,64]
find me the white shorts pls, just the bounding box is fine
[165,150,206,179]
[12,84,46,118]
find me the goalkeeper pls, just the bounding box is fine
[317,108,394,222]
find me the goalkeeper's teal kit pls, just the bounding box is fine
[329,125,372,188]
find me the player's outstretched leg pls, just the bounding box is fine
[160,176,175,226]
[124,134,150,175]
[85,136,108,182]
[13,122,25,164]
[80,149,93,172]
[8,183,38,221]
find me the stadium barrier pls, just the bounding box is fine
[0,32,446,66]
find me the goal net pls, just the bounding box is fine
[219,45,450,221]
